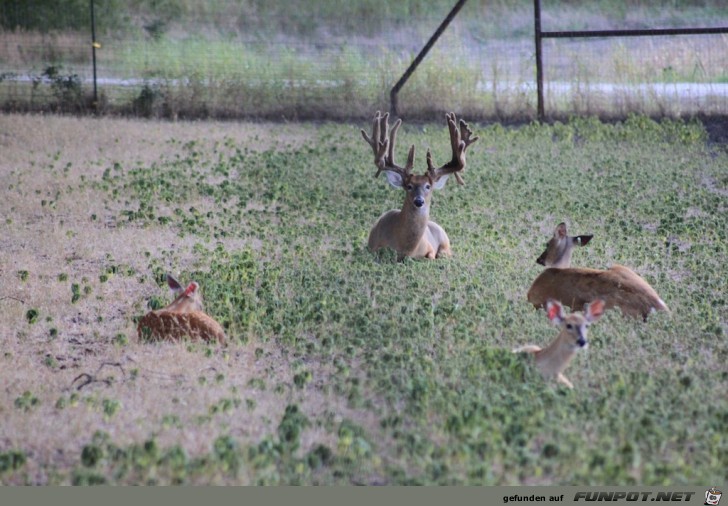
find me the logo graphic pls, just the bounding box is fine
[706,487,722,506]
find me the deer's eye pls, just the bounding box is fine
[406,184,414,191]
[566,324,573,330]
[425,184,431,190]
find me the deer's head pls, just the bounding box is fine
[536,222,593,268]
[361,111,478,215]
[164,274,204,313]
[380,158,451,214]
[546,298,605,350]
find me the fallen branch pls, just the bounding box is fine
[70,361,126,390]
[0,296,25,304]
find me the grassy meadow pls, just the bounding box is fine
[0,112,726,485]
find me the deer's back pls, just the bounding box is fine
[527,265,667,319]
[138,310,226,345]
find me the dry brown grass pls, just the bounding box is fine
[0,30,88,68]
[0,113,385,484]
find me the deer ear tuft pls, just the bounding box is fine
[586,299,605,322]
[167,274,183,292]
[432,174,449,190]
[384,171,404,189]
[555,223,568,238]
[575,234,593,246]
[183,282,198,297]
[546,299,565,323]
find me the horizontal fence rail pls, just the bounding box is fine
[534,0,728,121]
[542,27,728,38]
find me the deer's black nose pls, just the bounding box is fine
[577,336,587,347]
[413,196,425,208]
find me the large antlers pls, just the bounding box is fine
[361,111,414,181]
[427,112,479,185]
[362,111,478,185]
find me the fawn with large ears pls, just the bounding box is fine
[513,298,605,389]
[527,222,668,321]
[361,111,478,260]
[137,274,226,345]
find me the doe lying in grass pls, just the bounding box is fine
[527,222,668,321]
[361,111,478,260]
[137,274,226,345]
[514,298,605,389]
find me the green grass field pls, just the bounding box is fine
[0,113,726,485]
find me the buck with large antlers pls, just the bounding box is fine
[527,223,668,321]
[137,274,226,345]
[361,111,478,260]
[513,298,605,389]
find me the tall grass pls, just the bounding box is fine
[117,0,728,40]
[0,0,727,120]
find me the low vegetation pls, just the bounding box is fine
[0,113,725,485]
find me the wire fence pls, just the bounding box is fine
[533,0,728,120]
[1,1,727,121]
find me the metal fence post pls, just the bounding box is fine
[390,0,469,117]
[534,0,545,122]
[90,0,98,109]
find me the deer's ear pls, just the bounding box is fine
[182,282,199,297]
[574,234,593,246]
[546,299,565,324]
[555,223,568,239]
[384,171,404,189]
[167,274,183,293]
[585,299,605,322]
[432,174,449,190]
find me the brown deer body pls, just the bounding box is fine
[367,200,451,259]
[514,299,605,388]
[137,275,226,345]
[361,111,478,260]
[527,223,668,321]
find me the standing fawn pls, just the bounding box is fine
[137,274,226,345]
[513,298,605,389]
[361,111,478,260]
[527,223,668,321]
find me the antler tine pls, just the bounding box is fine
[360,111,387,176]
[426,148,436,178]
[446,112,461,162]
[405,144,415,173]
[361,111,411,180]
[387,115,402,170]
[457,116,479,150]
[429,112,479,185]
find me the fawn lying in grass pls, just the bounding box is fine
[513,299,605,389]
[527,222,668,321]
[137,274,226,345]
